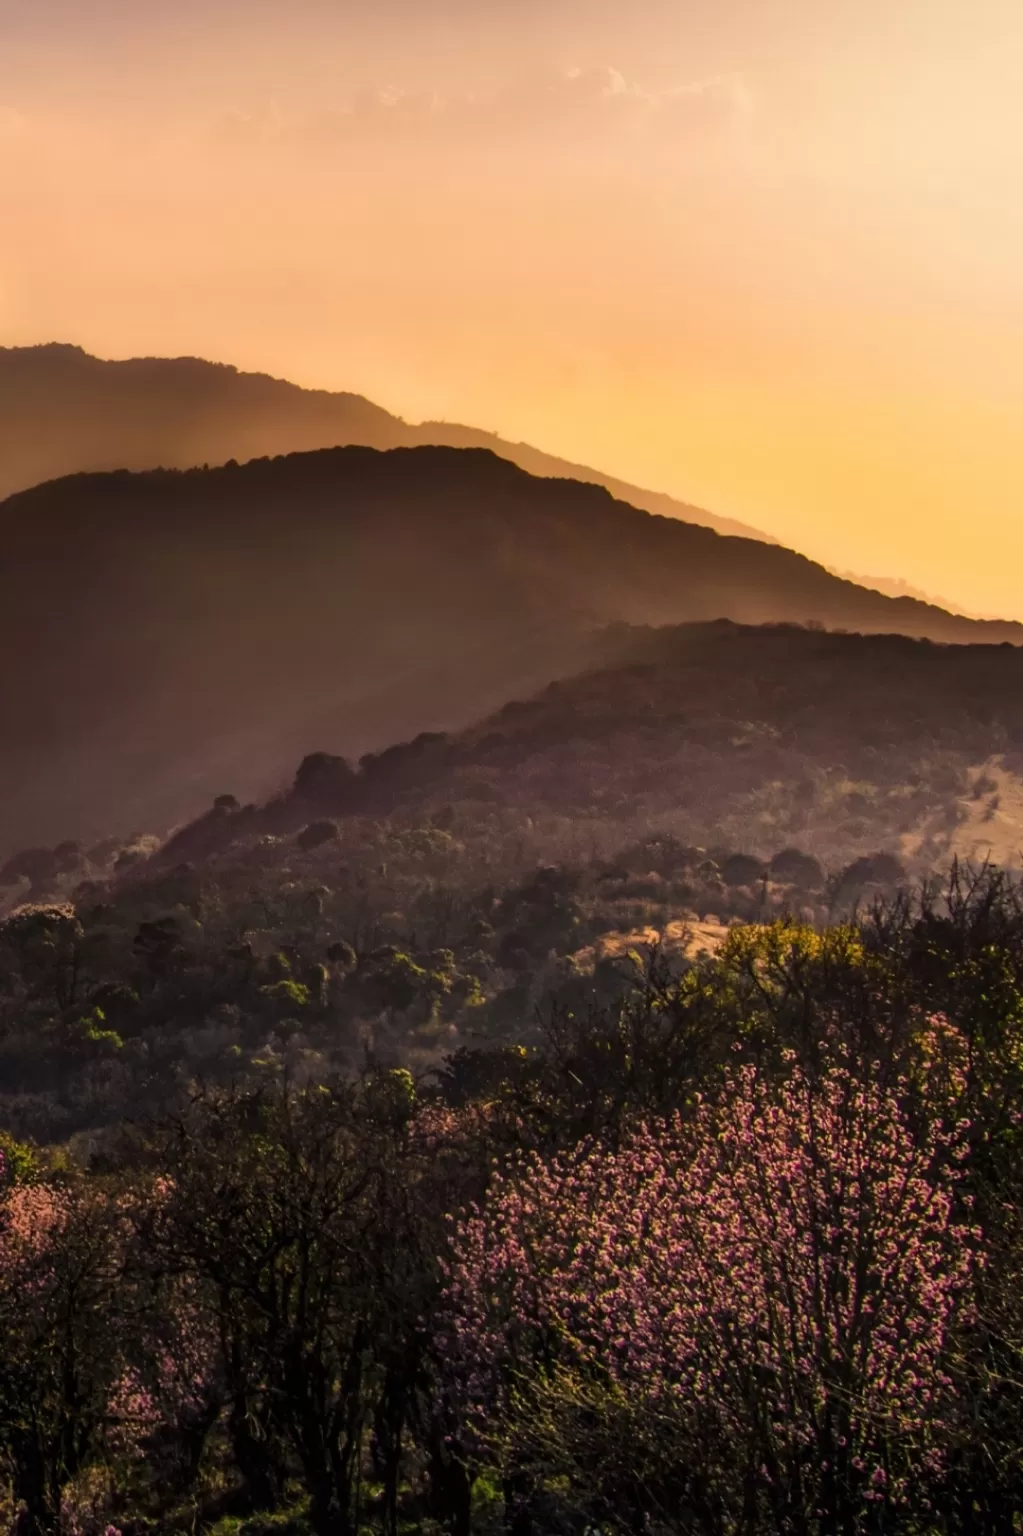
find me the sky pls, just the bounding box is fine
[2,0,1023,619]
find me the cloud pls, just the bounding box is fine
[494,66,752,141]
[464,66,750,145]
[209,66,751,156]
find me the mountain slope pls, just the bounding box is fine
[140,620,1023,884]
[415,620,1023,867]
[0,342,768,541]
[2,444,1021,857]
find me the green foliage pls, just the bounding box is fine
[259,978,312,1008]
[78,1005,124,1050]
[0,1129,37,1184]
[365,1066,417,1127]
[208,1511,313,1536]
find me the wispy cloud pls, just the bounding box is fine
[211,67,752,155]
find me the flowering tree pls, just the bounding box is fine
[0,1162,124,1535]
[441,1057,976,1534]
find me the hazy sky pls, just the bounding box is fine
[3,0,1023,618]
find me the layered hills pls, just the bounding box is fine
[2,442,1022,859]
[0,342,766,541]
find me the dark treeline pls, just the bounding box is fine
[5,863,1023,1535]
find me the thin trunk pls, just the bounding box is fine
[11,1428,49,1536]
[229,1391,280,1511]
[426,1431,472,1536]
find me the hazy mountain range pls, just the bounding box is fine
[3,443,1022,858]
[3,341,999,618]
[0,343,770,542]
[825,568,995,621]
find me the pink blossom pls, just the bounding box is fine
[441,1059,975,1519]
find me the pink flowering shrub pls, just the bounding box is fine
[441,1057,976,1530]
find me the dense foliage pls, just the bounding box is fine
[0,799,917,1143]
[3,851,1023,1534]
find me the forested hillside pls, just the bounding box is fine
[5,616,1023,1531]
[6,617,1016,892]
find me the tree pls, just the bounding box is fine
[0,1164,124,1534]
[149,1082,436,1536]
[442,1056,975,1535]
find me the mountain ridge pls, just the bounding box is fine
[0,341,770,543]
[1,442,1021,859]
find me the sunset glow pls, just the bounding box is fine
[4,0,1023,616]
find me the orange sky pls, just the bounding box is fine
[3,0,1023,618]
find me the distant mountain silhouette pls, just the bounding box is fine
[0,343,769,542]
[827,567,995,620]
[1,444,1020,856]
